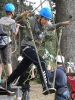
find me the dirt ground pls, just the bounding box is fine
[0,81,55,100]
[30,81,55,100]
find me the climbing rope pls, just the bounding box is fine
[47,0,64,92]
[12,67,33,86]
[16,0,47,23]
[25,15,50,93]
[5,25,11,89]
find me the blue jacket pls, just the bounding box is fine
[47,66,68,94]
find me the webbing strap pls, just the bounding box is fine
[0,34,7,36]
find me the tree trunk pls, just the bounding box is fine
[12,0,24,70]
[12,0,19,70]
[56,0,75,62]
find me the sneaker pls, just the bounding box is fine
[42,87,49,95]
[0,82,15,94]
[42,87,56,95]
[7,85,15,94]
[0,82,6,90]
[22,84,30,92]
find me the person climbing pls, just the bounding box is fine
[0,7,71,95]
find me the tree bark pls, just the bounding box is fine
[12,0,25,70]
[56,0,75,62]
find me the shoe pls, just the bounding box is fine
[7,85,15,94]
[42,87,49,95]
[0,82,6,90]
[0,82,15,94]
[22,84,30,92]
[42,87,56,95]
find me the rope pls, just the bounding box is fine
[22,68,33,85]
[25,16,49,93]
[11,23,26,54]
[12,76,20,86]
[11,36,18,54]
[12,68,33,86]
[5,25,11,89]
[48,0,64,91]
[32,0,46,13]
[16,0,47,23]
[47,2,65,99]
[53,29,62,88]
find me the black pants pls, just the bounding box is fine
[18,67,31,84]
[7,46,51,88]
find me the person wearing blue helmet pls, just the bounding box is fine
[4,3,15,16]
[0,3,19,83]
[39,7,52,20]
[0,7,71,95]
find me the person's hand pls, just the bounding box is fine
[47,65,52,70]
[20,11,30,17]
[62,21,71,26]
[66,66,73,73]
[16,23,20,27]
[31,74,35,78]
[66,66,70,73]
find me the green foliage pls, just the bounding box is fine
[37,31,57,83]
[32,78,41,83]
[41,31,57,57]
[0,1,5,17]
[2,65,8,79]
[7,0,13,3]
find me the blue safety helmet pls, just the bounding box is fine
[39,7,52,20]
[4,3,15,12]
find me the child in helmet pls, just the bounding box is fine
[0,7,71,95]
[0,3,19,83]
[47,55,70,100]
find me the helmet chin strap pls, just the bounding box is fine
[11,12,14,18]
